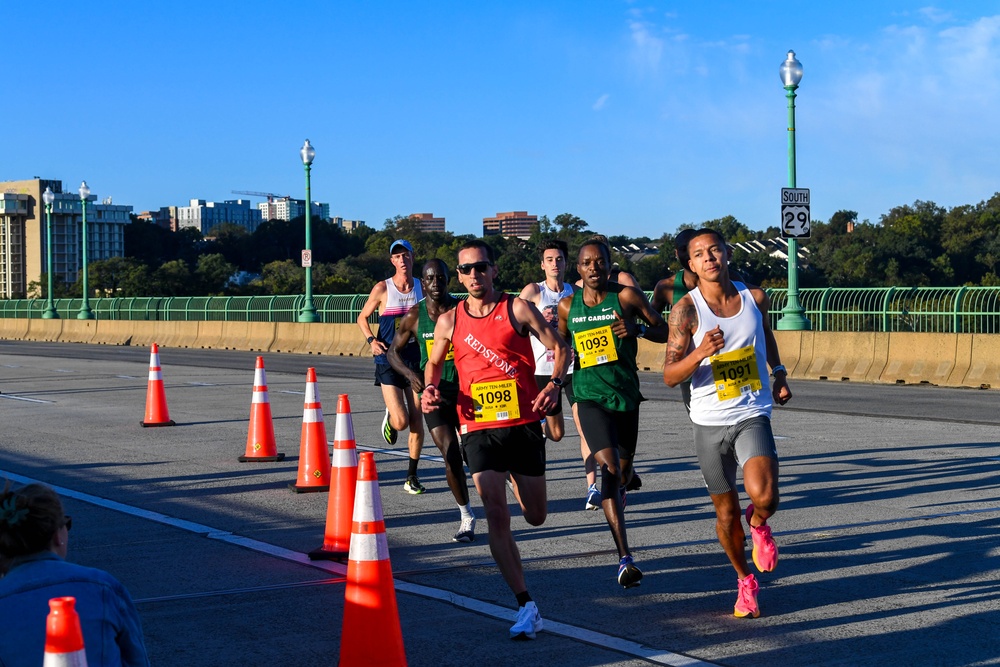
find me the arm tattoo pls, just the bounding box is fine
[665,301,696,364]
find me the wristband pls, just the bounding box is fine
[366,335,376,345]
[771,365,787,377]
[424,383,436,392]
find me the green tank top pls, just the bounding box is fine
[566,289,642,411]
[672,270,690,306]
[417,299,458,396]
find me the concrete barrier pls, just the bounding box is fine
[773,330,811,376]
[196,321,225,349]
[876,332,958,386]
[171,322,202,348]
[961,334,1000,389]
[246,322,276,352]
[129,321,160,348]
[635,339,664,373]
[270,322,307,353]
[0,317,30,340]
[218,321,251,350]
[58,319,99,344]
[330,323,369,357]
[25,318,63,342]
[800,332,878,382]
[90,320,133,345]
[946,334,974,387]
[298,323,339,355]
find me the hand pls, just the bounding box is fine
[531,384,558,414]
[697,325,726,358]
[611,311,630,338]
[772,376,792,405]
[420,385,441,413]
[370,339,387,355]
[409,376,425,394]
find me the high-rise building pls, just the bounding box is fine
[0,179,132,298]
[177,199,262,235]
[483,211,538,239]
[410,213,446,233]
[136,206,180,231]
[257,197,329,223]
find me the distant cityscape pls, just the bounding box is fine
[1,176,805,300]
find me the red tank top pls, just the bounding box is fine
[453,293,539,433]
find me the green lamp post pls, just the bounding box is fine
[41,187,59,319]
[297,139,319,323]
[77,180,94,320]
[776,50,811,331]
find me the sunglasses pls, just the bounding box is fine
[457,261,492,275]
[62,515,73,531]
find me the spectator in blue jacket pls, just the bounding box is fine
[0,482,149,666]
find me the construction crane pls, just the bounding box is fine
[231,190,289,202]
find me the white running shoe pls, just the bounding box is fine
[509,601,543,640]
[453,516,476,543]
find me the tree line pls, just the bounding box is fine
[27,191,1000,299]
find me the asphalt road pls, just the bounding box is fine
[1,339,998,666]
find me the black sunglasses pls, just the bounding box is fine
[62,515,73,531]
[457,261,492,275]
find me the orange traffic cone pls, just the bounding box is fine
[140,343,175,427]
[44,597,89,666]
[238,356,285,462]
[309,394,358,560]
[339,452,406,667]
[289,368,332,493]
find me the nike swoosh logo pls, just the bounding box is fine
[601,307,613,312]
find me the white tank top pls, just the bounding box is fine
[688,282,772,426]
[529,281,575,376]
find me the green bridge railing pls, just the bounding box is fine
[3,287,1000,333]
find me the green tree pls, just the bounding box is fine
[194,253,237,295]
[151,260,193,296]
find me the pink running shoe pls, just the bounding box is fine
[734,573,760,618]
[745,503,778,573]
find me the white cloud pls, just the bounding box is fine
[593,94,610,111]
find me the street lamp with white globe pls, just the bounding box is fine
[776,50,811,331]
[41,186,59,319]
[77,180,94,320]
[297,139,319,323]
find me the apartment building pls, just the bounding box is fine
[483,211,538,239]
[257,197,329,223]
[410,213,446,233]
[177,199,262,235]
[0,179,132,298]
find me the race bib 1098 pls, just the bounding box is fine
[471,379,520,423]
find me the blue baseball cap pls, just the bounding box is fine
[390,239,414,255]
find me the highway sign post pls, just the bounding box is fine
[781,187,810,239]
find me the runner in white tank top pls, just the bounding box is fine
[662,228,792,620]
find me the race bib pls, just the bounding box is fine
[574,325,618,368]
[471,379,520,423]
[426,338,454,361]
[710,345,762,401]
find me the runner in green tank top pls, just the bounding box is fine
[388,259,477,543]
[557,240,669,589]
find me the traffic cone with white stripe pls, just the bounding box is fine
[140,343,174,427]
[43,597,88,666]
[309,394,358,560]
[238,356,285,462]
[289,367,331,492]
[338,452,406,667]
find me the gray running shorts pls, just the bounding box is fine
[693,415,778,495]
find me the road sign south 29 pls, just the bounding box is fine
[780,188,810,239]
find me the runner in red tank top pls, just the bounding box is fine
[421,239,569,640]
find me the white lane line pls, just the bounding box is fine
[2,364,21,368]
[186,382,216,386]
[0,468,715,667]
[356,442,444,464]
[53,369,74,373]
[0,394,53,404]
[280,390,305,395]
[117,375,139,379]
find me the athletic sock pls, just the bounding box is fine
[407,457,419,477]
[458,503,474,520]
[515,591,533,608]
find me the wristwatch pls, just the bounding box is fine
[549,377,564,388]
[366,335,376,345]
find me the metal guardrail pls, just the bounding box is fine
[3,287,1000,333]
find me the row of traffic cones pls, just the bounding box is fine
[39,455,406,665]
[135,343,407,664]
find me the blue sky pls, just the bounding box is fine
[8,2,1000,239]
